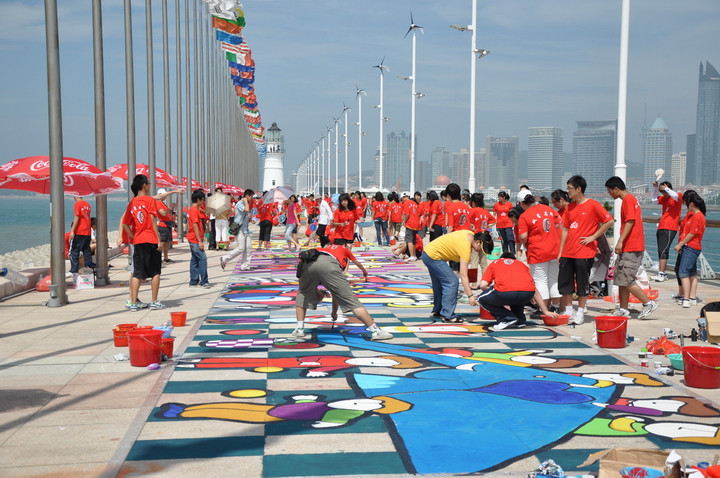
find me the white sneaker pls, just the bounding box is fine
[682,300,691,309]
[570,311,585,325]
[688,298,697,306]
[371,329,393,341]
[671,293,683,300]
[292,327,306,338]
[652,273,668,282]
[639,300,659,318]
[407,256,417,262]
[220,257,226,270]
[612,308,630,317]
[490,319,517,331]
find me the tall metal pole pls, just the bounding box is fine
[193,1,200,192]
[379,68,385,190]
[344,109,349,190]
[124,0,136,201]
[327,127,332,194]
[613,0,631,244]
[162,0,171,174]
[202,9,209,189]
[145,0,156,195]
[185,0,192,210]
[175,0,184,241]
[468,0,477,193]
[92,0,109,287]
[357,91,364,190]
[409,29,417,193]
[335,119,340,193]
[320,135,325,196]
[44,0,67,307]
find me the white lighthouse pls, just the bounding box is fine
[263,122,285,191]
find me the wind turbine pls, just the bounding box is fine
[342,103,351,190]
[372,57,389,190]
[403,12,423,193]
[355,85,367,190]
[451,0,490,192]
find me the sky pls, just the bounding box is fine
[1,0,720,188]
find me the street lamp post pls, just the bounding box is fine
[355,86,366,190]
[372,58,389,191]
[334,118,340,193]
[342,104,350,190]
[403,13,423,193]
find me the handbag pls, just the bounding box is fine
[228,220,241,236]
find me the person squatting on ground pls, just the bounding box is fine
[557,175,615,326]
[69,196,95,273]
[650,180,682,282]
[517,193,562,314]
[371,191,391,246]
[421,230,483,323]
[292,244,393,341]
[221,189,255,272]
[477,252,558,330]
[121,175,166,311]
[674,192,706,308]
[605,176,659,319]
[187,189,210,288]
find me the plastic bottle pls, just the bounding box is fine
[0,267,28,286]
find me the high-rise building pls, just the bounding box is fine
[385,131,412,191]
[430,147,450,181]
[572,120,617,195]
[452,148,470,186]
[643,116,673,190]
[672,152,687,187]
[694,61,720,185]
[527,127,563,192]
[263,122,285,190]
[484,136,518,189]
[686,134,696,185]
[416,161,432,191]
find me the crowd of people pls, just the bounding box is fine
[68,172,706,335]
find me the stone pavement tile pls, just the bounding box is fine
[0,424,128,466]
[0,463,107,478]
[23,408,139,427]
[0,364,86,377]
[78,362,162,374]
[265,432,396,455]
[0,355,96,366]
[138,418,264,440]
[44,385,150,411]
[170,369,267,381]
[0,408,43,430]
[266,378,352,391]
[0,373,76,387]
[117,456,263,478]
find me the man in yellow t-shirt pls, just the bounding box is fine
[422,230,485,323]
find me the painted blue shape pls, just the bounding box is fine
[317,333,616,474]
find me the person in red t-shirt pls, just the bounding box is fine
[121,175,164,310]
[517,195,561,312]
[477,252,558,330]
[492,191,515,255]
[558,175,614,325]
[402,194,421,261]
[551,189,570,239]
[673,192,706,308]
[388,192,404,241]
[186,189,210,288]
[651,180,682,282]
[371,191,390,246]
[331,193,356,248]
[415,192,429,236]
[467,192,495,285]
[292,244,393,341]
[445,184,471,233]
[256,199,275,250]
[606,176,658,319]
[427,190,445,242]
[69,196,94,273]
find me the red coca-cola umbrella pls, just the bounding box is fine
[0,156,123,196]
[214,182,244,196]
[177,176,206,191]
[107,163,180,188]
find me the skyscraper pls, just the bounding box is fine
[527,127,563,191]
[452,148,470,186]
[385,131,411,191]
[484,136,518,189]
[572,120,616,195]
[643,116,672,189]
[694,61,720,185]
[430,147,450,181]
[672,152,686,187]
[686,134,696,185]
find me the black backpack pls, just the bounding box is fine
[296,249,321,278]
[701,301,720,317]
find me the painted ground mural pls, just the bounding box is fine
[120,239,720,476]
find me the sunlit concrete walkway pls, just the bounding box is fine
[0,234,719,477]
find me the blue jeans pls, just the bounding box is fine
[189,242,208,285]
[677,245,700,278]
[374,219,390,245]
[498,227,516,255]
[69,234,93,273]
[422,252,459,319]
[477,288,534,324]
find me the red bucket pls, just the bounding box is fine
[682,346,720,389]
[595,316,627,349]
[390,239,396,245]
[468,269,478,283]
[479,305,494,321]
[127,329,164,367]
[113,324,137,347]
[170,311,187,327]
[162,337,175,359]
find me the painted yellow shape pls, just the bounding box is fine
[254,366,284,373]
[593,380,615,388]
[623,373,664,386]
[228,389,267,398]
[609,417,637,432]
[183,403,282,423]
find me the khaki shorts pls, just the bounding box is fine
[615,250,643,287]
[295,254,363,313]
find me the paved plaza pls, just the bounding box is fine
[1,236,720,478]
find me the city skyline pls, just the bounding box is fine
[1,2,719,190]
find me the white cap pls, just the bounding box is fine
[157,188,167,195]
[517,189,532,202]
